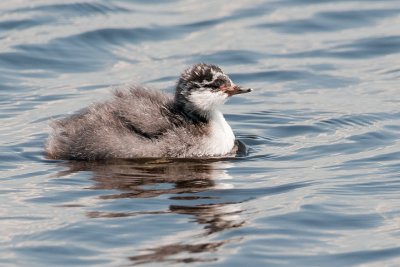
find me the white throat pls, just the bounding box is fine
[185,90,235,156]
[188,90,228,114]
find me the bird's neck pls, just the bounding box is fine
[173,97,235,156]
[174,98,212,123]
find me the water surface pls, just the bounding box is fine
[1,0,400,266]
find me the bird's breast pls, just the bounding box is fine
[201,111,235,156]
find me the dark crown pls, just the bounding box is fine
[177,63,224,92]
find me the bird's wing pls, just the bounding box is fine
[110,86,175,138]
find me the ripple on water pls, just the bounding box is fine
[257,8,400,33]
[275,35,400,59]
[1,20,242,73]
[265,205,381,230]
[189,50,265,65]
[230,69,357,89]
[0,18,51,33]
[11,2,130,16]
[257,247,400,267]
[239,109,400,165]
[1,0,400,266]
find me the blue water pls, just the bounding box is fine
[1,1,400,266]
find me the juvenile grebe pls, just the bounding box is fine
[45,63,252,160]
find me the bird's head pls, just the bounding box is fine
[175,63,252,118]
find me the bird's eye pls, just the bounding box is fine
[209,78,225,89]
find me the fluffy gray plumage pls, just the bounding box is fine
[45,63,251,161]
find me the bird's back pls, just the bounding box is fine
[45,86,206,160]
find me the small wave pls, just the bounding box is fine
[274,35,400,59]
[190,50,265,65]
[12,2,130,16]
[318,113,383,127]
[230,69,356,89]
[0,18,51,33]
[257,8,400,34]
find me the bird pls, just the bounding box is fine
[45,63,252,161]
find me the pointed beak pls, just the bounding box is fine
[225,85,252,96]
